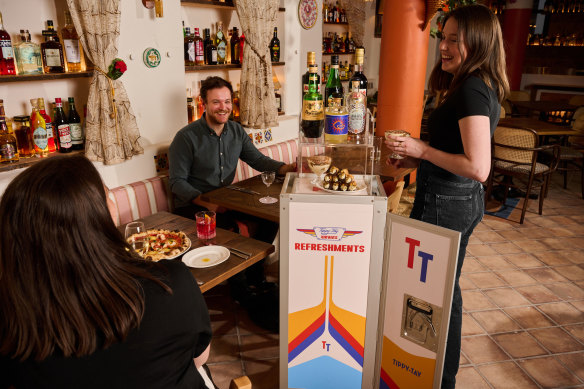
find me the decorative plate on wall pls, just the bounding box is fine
[298,0,318,30]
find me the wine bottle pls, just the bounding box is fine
[302,51,321,99]
[203,28,213,64]
[269,27,280,62]
[325,55,343,108]
[68,97,83,150]
[230,27,240,65]
[301,65,324,140]
[348,48,367,96]
[53,98,72,153]
[0,12,16,75]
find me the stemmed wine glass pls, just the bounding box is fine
[125,221,149,257]
[259,171,277,204]
[307,155,332,186]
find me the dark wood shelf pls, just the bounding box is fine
[0,71,93,83]
[322,52,355,56]
[0,150,84,173]
[180,0,284,11]
[186,61,285,71]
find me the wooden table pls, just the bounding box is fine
[499,117,579,137]
[121,211,274,293]
[507,100,578,116]
[373,145,417,181]
[199,175,282,223]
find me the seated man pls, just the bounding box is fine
[169,76,293,331]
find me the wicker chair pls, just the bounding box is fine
[485,126,560,224]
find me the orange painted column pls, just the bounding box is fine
[502,0,532,91]
[376,0,429,184]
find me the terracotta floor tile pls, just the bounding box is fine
[208,334,241,363]
[555,352,584,381]
[504,253,543,268]
[466,272,506,288]
[243,358,279,389]
[562,250,584,264]
[516,285,562,304]
[240,333,279,360]
[524,268,569,283]
[459,275,478,290]
[572,300,584,312]
[526,216,561,229]
[545,282,584,301]
[554,265,584,281]
[474,230,507,243]
[504,306,555,329]
[484,287,531,308]
[462,290,497,311]
[529,327,584,353]
[477,255,517,270]
[537,302,584,325]
[491,242,525,255]
[461,257,487,273]
[548,215,580,225]
[466,244,500,257]
[482,217,517,231]
[207,361,245,389]
[495,269,537,286]
[497,229,531,241]
[512,239,552,254]
[516,227,553,239]
[462,313,486,336]
[460,351,470,366]
[519,356,582,388]
[564,324,584,343]
[533,251,574,266]
[564,237,584,250]
[469,235,482,244]
[492,331,548,358]
[471,310,522,333]
[455,366,491,389]
[478,361,539,389]
[547,226,578,237]
[461,335,510,364]
[541,237,573,250]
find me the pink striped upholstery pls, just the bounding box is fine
[108,139,300,226]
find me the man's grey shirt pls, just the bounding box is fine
[169,116,284,208]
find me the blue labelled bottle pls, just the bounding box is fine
[324,97,348,144]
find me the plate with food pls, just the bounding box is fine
[315,166,368,195]
[126,229,191,262]
[182,246,230,268]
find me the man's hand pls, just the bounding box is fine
[278,162,297,176]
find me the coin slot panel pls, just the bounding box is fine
[400,294,442,353]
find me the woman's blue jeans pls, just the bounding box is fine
[410,161,484,389]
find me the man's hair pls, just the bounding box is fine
[200,76,233,103]
[0,155,171,361]
[428,4,509,103]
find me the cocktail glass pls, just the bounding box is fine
[307,155,332,185]
[195,211,216,243]
[384,130,411,160]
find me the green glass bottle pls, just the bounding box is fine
[325,54,343,108]
[300,65,324,139]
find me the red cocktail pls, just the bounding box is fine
[195,211,216,240]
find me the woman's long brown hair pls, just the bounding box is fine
[0,155,171,361]
[428,4,510,103]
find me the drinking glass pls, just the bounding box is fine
[125,221,149,257]
[195,211,216,242]
[307,155,332,185]
[259,171,278,204]
[384,130,411,159]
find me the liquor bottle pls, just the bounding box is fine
[41,20,65,73]
[0,12,16,75]
[226,29,232,64]
[269,27,280,62]
[215,21,227,64]
[232,85,240,121]
[275,88,282,113]
[325,55,343,108]
[13,115,34,157]
[205,29,218,65]
[230,27,240,65]
[62,11,82,72]
[344,33,351,52]
[194,28,204,65]
[53,98,72,153]
[302,51,320,99]
[14,29,43,75]
[239,32,245,64]
[37,98,57,152]
[348,48,367,96]
[324,98,348,144]
[67,97,83,150]
[187,97,195,123]
[203,28,212,64]
[323,2,329,22]
[300,65,324,140]
[184,27,195,66]
[30,99,48,158]
[328,2,333,23]
[337,34,345,53]
[0,100,19,163]
[346,80,366,140]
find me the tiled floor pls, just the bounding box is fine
[205,174,584,389]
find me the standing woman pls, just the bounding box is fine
[0,155,212,389]
[385,5,509,388]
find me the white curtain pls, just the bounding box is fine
[67,0,143,165]
[235,0,279,129]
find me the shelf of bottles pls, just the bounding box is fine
[180,0,285,12]
[0,71,92,83]
[185,62,285,72]
[0,149,83,173]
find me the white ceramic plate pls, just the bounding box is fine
[182,245,230,268]
[315,180,368,195]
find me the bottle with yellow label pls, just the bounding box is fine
[300,65,324,140]
[30,99,49,158]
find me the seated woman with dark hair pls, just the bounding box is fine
[0,155,212,389]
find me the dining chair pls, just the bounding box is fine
[387,180,405,213]
[485,126,560,224]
